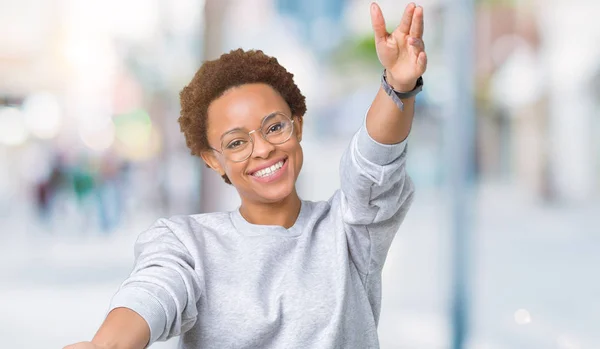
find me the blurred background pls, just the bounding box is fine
[1,0,599,348]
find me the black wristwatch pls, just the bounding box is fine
[381,70,423,111]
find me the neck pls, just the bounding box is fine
[239,190,302,229]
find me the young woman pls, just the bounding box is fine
[65,3,427,348]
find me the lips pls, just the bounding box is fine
[247,156,288,175]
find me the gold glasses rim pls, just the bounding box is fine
[209,112,295,162]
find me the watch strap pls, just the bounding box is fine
[381,70,423,111]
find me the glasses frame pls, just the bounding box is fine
[210,112,295,163]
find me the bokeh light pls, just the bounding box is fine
[22,92,63,140]
[514,309,532,325]
[79,118,116,152]
[0,107,29,146]
[113,109,160,161]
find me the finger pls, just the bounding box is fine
[409,5,424,38]
[417,51,427,73]
[370,2,388,45]
[398,3,416,35]
[408,37,425,52]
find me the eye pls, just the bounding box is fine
[226,139,247,149]
[267,122,283,134]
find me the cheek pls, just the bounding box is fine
[297,150,304,173]
[289,143,303,173]
[224,161,246,179]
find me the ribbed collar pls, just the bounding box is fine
[229,200,310,237]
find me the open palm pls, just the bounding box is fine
[371,2,427,92]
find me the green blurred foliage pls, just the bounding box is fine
[330,34,379,70]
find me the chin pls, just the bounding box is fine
[265,189,295,204]
[252,178,296,204]
[239,173,295,205]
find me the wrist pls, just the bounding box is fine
[385,70,417,93]
[381,70,423,111]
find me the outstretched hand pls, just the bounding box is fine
[63,342,106,349]
[370,2,427,92]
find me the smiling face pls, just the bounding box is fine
[201,83,304,206]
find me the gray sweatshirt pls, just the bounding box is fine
[109,122,415,349]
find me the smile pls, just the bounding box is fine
[251,159,286,178]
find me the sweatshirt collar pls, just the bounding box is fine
[229,200,310,237]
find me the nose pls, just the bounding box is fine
[250,132,275,159]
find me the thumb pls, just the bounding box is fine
[370,2,387,45]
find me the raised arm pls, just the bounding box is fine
[367,2,426,144]
[337,3,426,276]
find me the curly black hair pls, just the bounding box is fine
[178,49,307,184]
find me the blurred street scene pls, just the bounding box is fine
[1,0,599,348]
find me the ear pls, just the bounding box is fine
[294,115,304,142]
[200,150,226,176]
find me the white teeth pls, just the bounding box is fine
[252,160,284,178]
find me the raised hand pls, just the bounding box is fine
[370,2,427,92]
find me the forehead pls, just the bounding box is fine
[206,83,290,138]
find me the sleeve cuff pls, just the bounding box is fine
[109,287,167,346]
[356,119,407,166]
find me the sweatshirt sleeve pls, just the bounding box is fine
[339,118,415,275]
[108,218,203,346]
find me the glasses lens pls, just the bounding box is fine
[221,131,252,162]
[261,113,293,144]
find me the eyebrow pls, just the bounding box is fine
[219,127,244,140]
[219,111,283,140]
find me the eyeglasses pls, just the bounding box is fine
[210,112,295,162]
